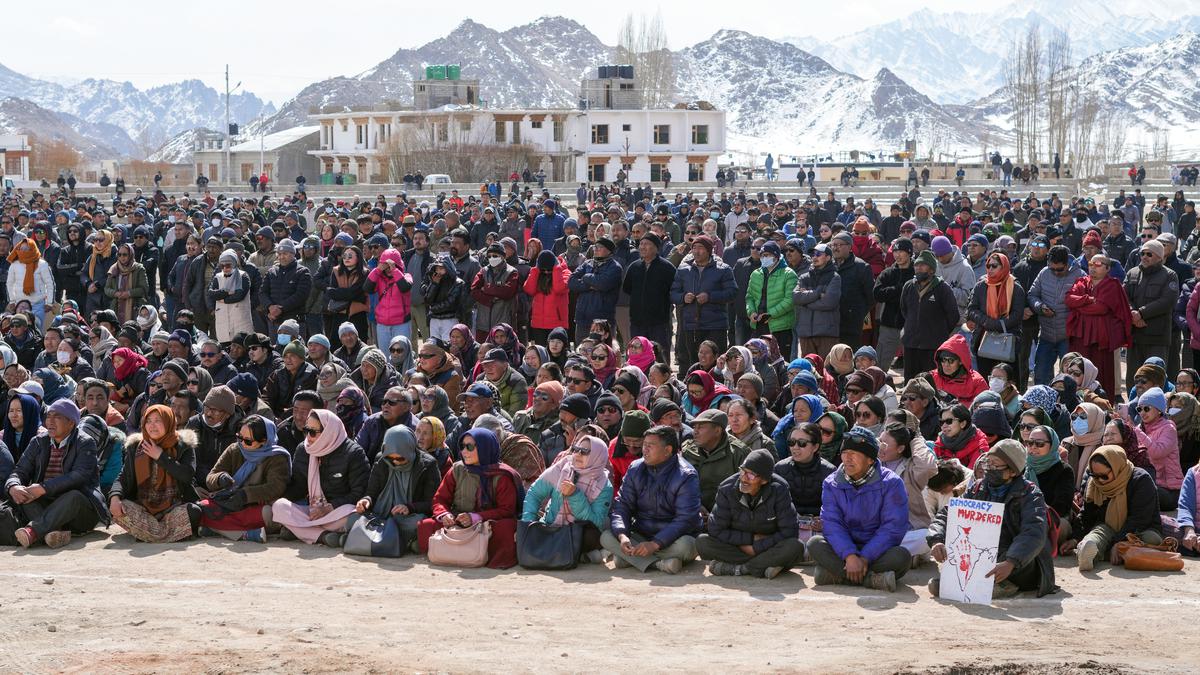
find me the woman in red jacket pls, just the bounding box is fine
[933,403,990,471]
[931,333,988,406]
[1066,254,1131,400]
[523,250,570,346]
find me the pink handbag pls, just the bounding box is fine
[427,521,492,568]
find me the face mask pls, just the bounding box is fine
[984,467,1009,488]
[710,211,720,219]
[593,254,608,263]
[1075,214,1088,223]
[203,415,224,430]
[914,271,931,282]
[760,256,776,269]
[989,377,1006,392]
[168,215,176,223]
[57,350,71,365]
[276,333,290,346]
[1071,417,1090,436]
[487,255,503,267]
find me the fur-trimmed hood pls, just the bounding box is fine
[124,428,199,453]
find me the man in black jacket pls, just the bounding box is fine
[698,448,804,579]
[872,237,914,373]
[622,233,676,356]
[184,236,223,335]
[728,232,760,346]
[829,232,874,350]
[1011,235,1048,390]
[899,251,961,381]
[1124,238,1180,391]
[259,239,312,341]
[5,400,107,549]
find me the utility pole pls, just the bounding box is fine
[224,64,231,187]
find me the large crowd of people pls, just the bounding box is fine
[1,178,1197,601]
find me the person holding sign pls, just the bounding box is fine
[927,440,1056,599]
[808,427,911,592]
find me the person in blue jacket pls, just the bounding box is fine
[567,237,622,338]
[601,425,701,574]
[808,427,911,591]
[1179,464,1200,557]
[531,199,565,251]
[671,234,736,367]
[521,434,613,564]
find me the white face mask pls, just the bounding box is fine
[488,255,504,267]
[57,350,71,365]
[989,377,1006,392]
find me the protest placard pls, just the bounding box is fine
[939,497,1005,604]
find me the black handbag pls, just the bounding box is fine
[326,297,350,313]
[343,514,404,558]
[516,520,583,570]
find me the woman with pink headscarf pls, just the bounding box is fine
[520,434,612,563]
[270,409,370,545]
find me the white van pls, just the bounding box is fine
[424,174,452,185]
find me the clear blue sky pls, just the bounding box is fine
[4,0,999,106]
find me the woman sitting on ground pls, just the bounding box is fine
[933,403,990,471]
[1122,387,1184,510]
[774,422,836,543]
[198,414,290,542]
[878,421,937,559]
[521,434,613,564]
[1067,445,1164,572]
[1023,424,1075,533]
[415,416,453,475]
[350,426,442,553]
[108,404,198,543]
[271,409,370,546]
[416,428,525,569]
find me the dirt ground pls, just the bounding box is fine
[0,530,1195,674]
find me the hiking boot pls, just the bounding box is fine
[993,580,1020,599]
[928,577,941,597]
[43,531,71,549]
[866,570,897,592]
[812,565,841,586]
[708,561,737,576]
[243,528,267,544]
[655,558,683,574]
[762,566,784,580]
[1077,539,1099,572]
[584,550,607,564]
[14,526,36,548]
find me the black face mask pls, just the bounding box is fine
[984,467,1009,488]
[914,271,931,282]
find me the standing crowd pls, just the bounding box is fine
[1,177,1197,600]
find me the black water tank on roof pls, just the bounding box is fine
[619,65,634,79]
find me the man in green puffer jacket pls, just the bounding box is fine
[745,241,798,357]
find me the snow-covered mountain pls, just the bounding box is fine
[789,0,1200,104]
[0,62,274,157]
[0,97,126,158]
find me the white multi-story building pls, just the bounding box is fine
[307,66,725,185]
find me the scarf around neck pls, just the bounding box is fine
[8,239,40,295]
[1085,445,1134,532]
[303,409,348,506]
[135,405,181,515]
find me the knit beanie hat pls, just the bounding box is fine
[219,249,239,266]
[534,380,565,406]
[1135,363,1166,389]
[914,250,938,270]
[204,385,237,415]
[931,235,954,257]
[972,402,1012,439]
[989,439,1027,474]
[338,321,358,337]
[161,358,189,383]
[740,448,777,481]
[846,370,874,393]
[282,339,306,361]
[853,346,878,364]
[901,377,936,401]
[560,393,592,420]
[738,372,764,397]
[648,399,681,423]
[46,399,81,425]
[226,372,260,401]
[307,333,331,350]
[841,427,879,461]
[620,409,652,438]
[1138,386,1167,414]
[792,371,819,393]
[361,348,388,375]
[859,396,887,423]
[614,371,641,398]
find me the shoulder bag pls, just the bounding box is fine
[1115,533,1184,572]
[427,521,492,568]
[516,520,583,570]
[343,514,404,558]
[978,325,1017,363]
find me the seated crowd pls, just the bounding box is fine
[2,181,1199,601]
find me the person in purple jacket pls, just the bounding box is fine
[807,427,911,591]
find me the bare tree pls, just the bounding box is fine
[1044,29,1072,166]
[379,117,542,183]
[616,11,676,108]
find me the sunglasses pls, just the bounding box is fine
[940,418,958,426]
[1136,406,1155,414]
[566,377,587,385]
[417,352,436,359]
[461,442,477,452]
[1017,422,1037,431]
[1027,439,1050,448]
[199,351,219,358]
[533,391,551,401]
[900,395,920,402]
[844,388,863,395]
[570,444,592,456]
[304,426,323,438]
[187,380,200,386]
[938,355,959,363]
[1141,251,1156,257]
[788,439,816,448]
[590,354,607,362]
[819,427,835,438]
[238,434,259,445]
[382,398,405,406]
[390,347,405,354]
[596,406,619,414]
[985,263,1001,269]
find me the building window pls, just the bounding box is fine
[511,122,520,144]
[619,83,634,91]
[356,124,365,145]
[588,163,606,182]
[591,124,609,144]
[531,120,543,129]
[553,120,563,142]
[653,125,670,144]
[689,162,706,182]
[495,122,506,143]
[691,125,709,145]
[460,120,472,132]
[622,124,631,132]
[650,163,665,182]
[378,123,389,143]
[437,123,448,143]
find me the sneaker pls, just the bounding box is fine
[278,527,297,541]
[43,531,71,549]
[812,565,841,586]
[928,577,941,597]
[243,528,267,543]
[613,556,632,569]
[585,550,607,564]
[708,561,736,576]
[866,570,896,592]
[763,566,784,580]
[318,531,345,548]
[993,580,1020,599]
[1077,539,1099,572]
[14,526,36,548]
[654,558,683,575]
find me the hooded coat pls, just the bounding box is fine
[365,248,413,326]
[931,334,988,405]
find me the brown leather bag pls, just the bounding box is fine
[1115,534,1184,572]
